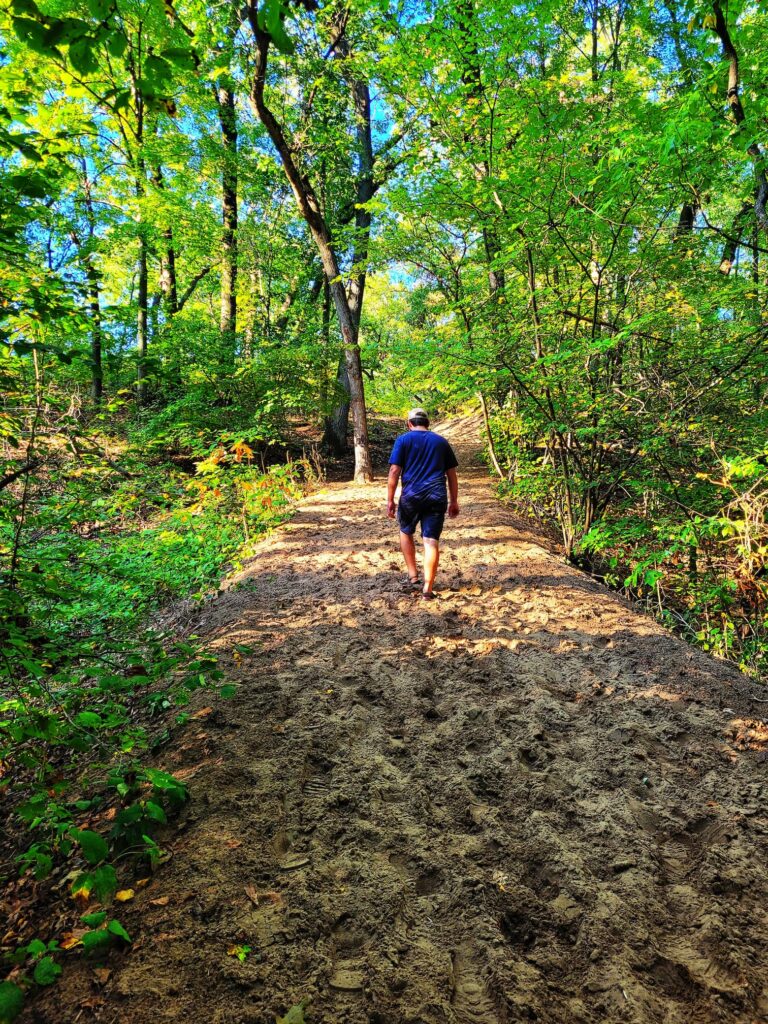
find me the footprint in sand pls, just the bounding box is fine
[451,949,502,1024]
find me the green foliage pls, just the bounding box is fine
[31,957,61,987]
[575,449,768,675]
[0,982,24,1024]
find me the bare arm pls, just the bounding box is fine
[447,467,459,517]
[387,465,401,517]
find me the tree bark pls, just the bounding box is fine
[152,164,179,316]
[323,355,351,455]
[719,202,752,274]
[675,202,696,238]
[248,19,373,482]
[134,85,149,404]
[77,161,104,403]
[712,1,768,236]
[217,84,238,353]
[136,229,149,404]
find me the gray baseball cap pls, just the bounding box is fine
[407,407,429,423]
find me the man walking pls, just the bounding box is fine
[387,408,460,600]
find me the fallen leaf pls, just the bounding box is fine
[136,878,151,888]
[276,998,310,1024]
[278,854,310,871]
[225,839,242,849]
[93,968,111,985]
[245,885,260,906]
[61,933,83,950]
[115,889,134,902]
[192,707,213,719]
[149,896,170,907]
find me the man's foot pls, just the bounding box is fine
[404,575,421,590]
[421,589,436,600]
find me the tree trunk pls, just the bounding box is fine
[160,240,179,314]
[134,90,148,404]
[218,84,238,354]
[675,202,696,238]
[243,265,258,359]
[719,202,752,274]
[152,165,179,316]
[321,21,377,454]
[248,22,372,481]
[87,257,103,404]
[323,354,351,455]
[712,1,768,236]
[478,391,503,478]
[136,229,149,404]
[78,160,104,404]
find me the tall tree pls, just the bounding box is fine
[247,3,373,481]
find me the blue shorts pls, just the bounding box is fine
[397,497,447,540]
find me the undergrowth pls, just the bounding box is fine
[0,422,315,1020]
[491,429,768,680]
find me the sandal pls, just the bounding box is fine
[403,575,421,591]
[421,590,436,601]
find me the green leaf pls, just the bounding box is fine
[144,800,167,824]
[264,0,295,57]
[70,829,108,865]
[162,46,197,70]
[81,928,111,953]
[143,54,172,89]
[0,982,24,1024]
[69,37,99,75]
[87,0,113,18]
[11,17,51,54]
[80,910,107,927]
[107,919,131,943]
[10,0,41,15]
[92,864,118,901]
[33,956,62,987]
[105,33,127,58]
[219,684,237,699]
[44,16,89,46]
[32,852,53,880]
[75,711,103,729]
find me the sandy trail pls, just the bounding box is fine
[38,417,768,1024]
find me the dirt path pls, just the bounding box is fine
[40,417,768,1024]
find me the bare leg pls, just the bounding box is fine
[400,531,418,580]
[423,538,440,594]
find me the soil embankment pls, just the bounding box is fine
[32,417,768,1024]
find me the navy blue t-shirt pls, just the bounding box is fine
[389,430,458,504]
